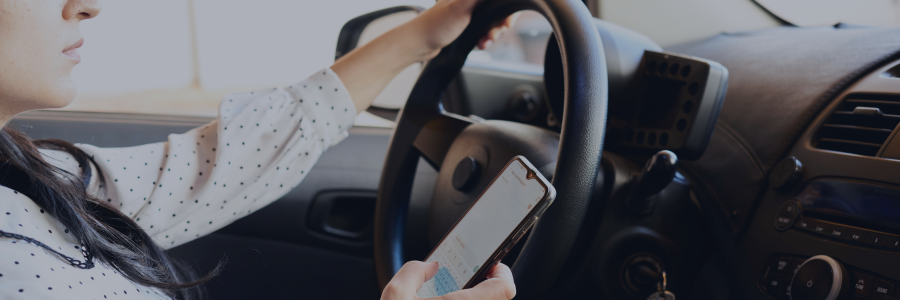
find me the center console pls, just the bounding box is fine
[759,253,898,300]
[740,59,900,300]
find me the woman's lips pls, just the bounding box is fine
[63,39,84,61]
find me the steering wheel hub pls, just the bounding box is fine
[451,156,480,191]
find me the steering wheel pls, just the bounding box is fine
[373,0,608,299]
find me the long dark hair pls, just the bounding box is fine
[0,126,222,299]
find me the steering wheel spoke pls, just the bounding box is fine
[412,113,474,170]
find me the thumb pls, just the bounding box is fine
[436,263,516,300]
[382,261,440,299]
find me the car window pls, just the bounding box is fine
[64,0,434,121]
[357,10,551,111]
[476,11,550,67]
[356,10,423,110]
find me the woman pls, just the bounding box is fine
[0,0,518,299]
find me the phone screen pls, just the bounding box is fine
[416,158,548,297]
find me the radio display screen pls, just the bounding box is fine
[797,179,900,229]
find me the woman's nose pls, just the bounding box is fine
[63,0,102,21]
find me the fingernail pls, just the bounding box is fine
[483,40,493,49]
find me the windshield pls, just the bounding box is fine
[754,0,900,27]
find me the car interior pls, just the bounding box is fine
[10,0,900,299]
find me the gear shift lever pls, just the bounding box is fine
[627,150,678,214]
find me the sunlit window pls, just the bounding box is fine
[66,0,433,118]
[478,11,550,67]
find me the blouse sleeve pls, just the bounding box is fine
[77,68,357,249]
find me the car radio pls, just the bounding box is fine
[772,178,900,252]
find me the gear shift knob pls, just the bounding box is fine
[627,150,678,214]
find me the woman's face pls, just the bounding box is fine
[0,0,100,119]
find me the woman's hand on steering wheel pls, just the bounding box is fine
[381,261,516,300]
[423,0,519,56]
[332,0,516,116]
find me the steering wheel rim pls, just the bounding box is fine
[373,0,608,298]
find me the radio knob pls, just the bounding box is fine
[789,255,850,300]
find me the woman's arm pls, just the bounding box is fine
[332,0,485,113]
[78,69,358,249]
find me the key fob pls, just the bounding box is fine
[646,291,676,300]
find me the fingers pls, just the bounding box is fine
[484,263,516,298]
[477,13,519,50]
[382,261,439,300]
[502,12,521,28]
[433,263,516,300]
[486,263,514,283]
[477,27,503,50]
[396,261,441,291]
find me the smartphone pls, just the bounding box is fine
[416,156,556,297]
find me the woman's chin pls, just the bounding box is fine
[39,87,78,110]
[54,81,78,107]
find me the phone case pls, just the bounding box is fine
[423,155,557,290]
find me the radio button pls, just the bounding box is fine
[851,271,873,297]
[763,273,784,295]
[873,280,894,298]
[886,236,900,249]
[866,233,889,247]
[828,225,848,239]
[796,218,815,231]
[813,223,831,235]
[844,229,868,243]
[774,201,800,231]
[772,257,794,275]
[790,256,849,300]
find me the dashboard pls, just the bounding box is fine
[743,56,900,300]
[444,23,900,300]
[669,26,900,300]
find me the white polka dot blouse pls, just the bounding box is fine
[0,68,358,299]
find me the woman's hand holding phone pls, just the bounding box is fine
[381,261,516,300]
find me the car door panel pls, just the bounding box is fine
[168,233,381,300]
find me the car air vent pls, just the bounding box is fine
[883,63,900,79]
[814,93,900,156]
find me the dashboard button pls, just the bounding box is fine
[796,218,815,231]
[851,271,873,297]
[844,229,868,243]
[774,201,800,231]
[790,256,849,300]
[866,233,889,247]
[772,257,794,277]
[813,223,831,235]
[886,236,900,249]
[873,280,894,298]
[765,275,784,293]
[828,225,848,239]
